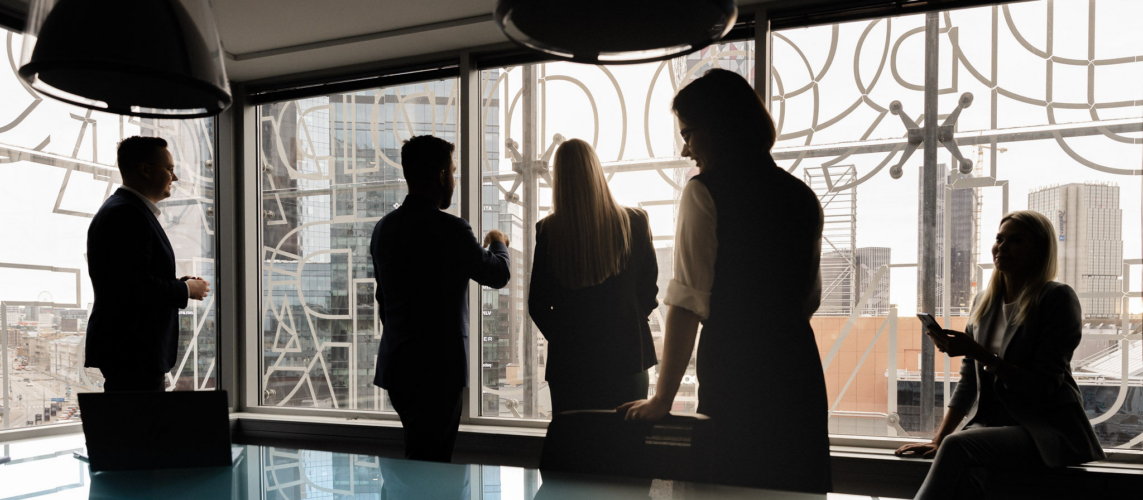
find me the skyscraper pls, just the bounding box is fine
[805,165,857,316]
[856,247,892,316]
[918,164,975,317]
[1028,183,1123,319]
[480,181,527,415]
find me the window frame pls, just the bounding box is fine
[7,0,1132,456]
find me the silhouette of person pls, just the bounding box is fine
[897,210,1105,499]
[620,69,832,493]
[528,139,658,414]
[85,136,209,392]
[371,135,510,462]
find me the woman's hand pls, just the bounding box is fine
[925,328,989,360]
[617,396,671,421]
[895,440,940,459]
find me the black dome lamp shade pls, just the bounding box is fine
[495,0,737,64]
[17,0,231,118]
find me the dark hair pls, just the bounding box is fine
[116,136,168,178]
[672,69,777,154]
[401,135,455,188]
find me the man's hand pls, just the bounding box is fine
[925,328,988,359]
[186,279,210,301]
[484,229,509,248]
[618,396,671,421]
[895,441,940,459]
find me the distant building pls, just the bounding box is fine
[819,250,856,316]
[856,247,892,316]
[918,164,975,317]
[480,181,527,415]
[805,165,858,317]
[49,335,84,383]
[1028,183,1123,319]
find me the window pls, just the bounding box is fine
[257,78,459,411]
[773,1,1143,446]
[479,40,756,419]
[0,28,218,430]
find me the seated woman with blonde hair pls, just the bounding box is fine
[898,210,1105,499]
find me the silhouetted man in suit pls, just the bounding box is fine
[85,136,210,392]
[372,135,510,462]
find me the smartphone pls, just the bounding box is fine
[916,312,942,333]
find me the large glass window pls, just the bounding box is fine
[479,41,756,419]
[0,28,217,430]
[773,0,1143,447]
[257,79,459,410]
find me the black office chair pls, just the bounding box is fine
[538,409,714,483]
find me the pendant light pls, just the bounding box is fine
[495,0,737,65]
[18,0,231,118]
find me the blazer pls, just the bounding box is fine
[85,188,189,374]
[371,195,510,391]
[528,207,659,384]
[949,281,1106,467]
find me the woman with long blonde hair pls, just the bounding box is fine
[898,210,1105,499]
[528,138,659,414]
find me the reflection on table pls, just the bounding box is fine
[0,434,900,500]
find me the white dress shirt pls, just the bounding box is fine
[664,179,718,320]
[119,185,162,217]
[985,301,1019,355]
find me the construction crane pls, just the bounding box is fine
[971,145,1007,298]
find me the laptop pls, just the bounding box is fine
[78,390,232,472]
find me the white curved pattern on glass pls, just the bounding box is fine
[258,81,459,410]
[0,28,218,430]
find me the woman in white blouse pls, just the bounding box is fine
[619,69,832,493]
[897,210,1104,499]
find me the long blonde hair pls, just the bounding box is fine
[542,139,631,289]
[971,210,1059,327]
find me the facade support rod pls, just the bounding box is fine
[920,11,940,435]
[521,64,539,419]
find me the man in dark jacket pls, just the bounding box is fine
[372,135,510,462]
[85,136,210,392]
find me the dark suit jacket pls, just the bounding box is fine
[528,208,659,384]
[85,188,189,374]
[949,281,1106,467]
[371,195,510,390]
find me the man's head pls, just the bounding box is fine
[401,135,456,209]
[116,136,176,202]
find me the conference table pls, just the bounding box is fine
[0,433,893,499]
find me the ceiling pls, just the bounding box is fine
[215,0,770,83]
[2,0,780,83]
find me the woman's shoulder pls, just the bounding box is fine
[1039,281,1078,303]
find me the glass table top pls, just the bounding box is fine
[0,434,900,500]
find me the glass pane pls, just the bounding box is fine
[480,41,756,419]
[775,0,1143,447]
[0,28,217,430]
[258,80,459,410]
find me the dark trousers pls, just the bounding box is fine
[549,370,649,415]
[915,425,1043,500]
[387,387,463,463]
[100,368,166,392]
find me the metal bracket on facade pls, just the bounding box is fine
[503,134,565,205]
[888,92,975,179]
